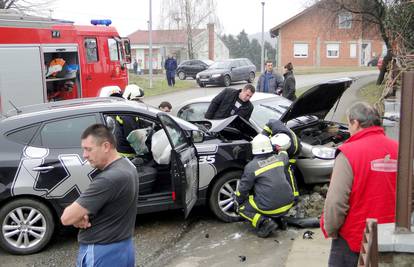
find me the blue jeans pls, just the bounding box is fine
[77,238,135,267]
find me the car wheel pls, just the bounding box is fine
[247,72,255,83]
[209,171,242,222]
[0,198,55,255]
[178,71,186,80]
[198,82,206,88]
[223,75,231,87]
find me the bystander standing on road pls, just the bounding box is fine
[256,60,284,95]
[159,101,172,112]
[205,84,255,121]
[61,124,138,267]
[164,55,177,87]
[133,59,138,75]
[320,102,398,267]
[282,62,297,101]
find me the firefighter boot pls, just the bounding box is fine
[256,218,278,238]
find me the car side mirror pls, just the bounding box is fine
[191,130,204,143]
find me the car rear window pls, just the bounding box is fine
[6,124,40,145]
[31,115,98,148]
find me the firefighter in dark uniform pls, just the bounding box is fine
[263,119,301,199]
[234,134,295,238]
[106,88,141,158]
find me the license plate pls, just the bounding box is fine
[200,79,209,82]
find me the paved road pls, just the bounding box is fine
[145,70,379,108]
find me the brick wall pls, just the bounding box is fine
[277,7,384,67]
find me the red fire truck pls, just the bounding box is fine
[0,11,131,114]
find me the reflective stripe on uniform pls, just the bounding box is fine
[263,125,272,135]
[252,213,261,228]
[116,115,124,124]
[289,129,299,154]
[254,161,284,176]
[235,191,241,196]
[118,152,136,158]
[288,167,299,197]
[289,159,296,164]
[238,206,262,228]
[248,195,293,215]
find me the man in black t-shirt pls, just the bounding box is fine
[61,124,138,267]
[205,84,255,121]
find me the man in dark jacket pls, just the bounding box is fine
[164,55,177,87]
[256,60,284,94]
[282,62,296,101]
[205,84,255,121]
[234,134,294,238]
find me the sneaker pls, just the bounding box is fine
[256,219,278,238]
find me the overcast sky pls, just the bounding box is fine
[51,0,310,36]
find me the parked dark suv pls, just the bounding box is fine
[196,58,256,87]
[176,59,214,80]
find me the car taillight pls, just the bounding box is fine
[172,191,176,201]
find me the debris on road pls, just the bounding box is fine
[303,230,315,239]
[239,255,247,262]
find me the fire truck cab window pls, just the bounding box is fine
[108,38,119,61]
[85,38,98,62]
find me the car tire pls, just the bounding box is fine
[0,198,55,255]
[209,171,243,223]
[198,82,206,88]
[223,75,231,87]
[178,71,186,80]
[247,72,255,83]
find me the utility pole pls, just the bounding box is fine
[261,1,265,73]
[149,0,153,89]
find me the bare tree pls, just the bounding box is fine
[160,0,221,59]
[0,0,56,17]
[316,0,414,84]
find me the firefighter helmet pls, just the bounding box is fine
[270,133,291,151]
[123,84,144,100]
[99,86,122,98]
[251,134,273,155]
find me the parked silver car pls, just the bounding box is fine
[174,78,354,184]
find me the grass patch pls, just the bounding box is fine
[129,73,195,97]
[358,81,383,104]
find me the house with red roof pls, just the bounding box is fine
[128,24,229,73]
[270,3,386,68]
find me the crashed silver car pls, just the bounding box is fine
[174,78,354,184]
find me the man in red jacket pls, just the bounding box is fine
[321,102,398,267]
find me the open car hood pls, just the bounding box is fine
[280,77,353,122]
[208,115,258,137]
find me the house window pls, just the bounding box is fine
[350,43,357,58]
[327,43,340,58]
[338,12,352,29]
[293,43,308,58]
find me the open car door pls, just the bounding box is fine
[157,113,199,218]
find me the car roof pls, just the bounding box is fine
[1,97,160,130]
[178,92,279,106]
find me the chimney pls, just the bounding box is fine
[207,23,214,60]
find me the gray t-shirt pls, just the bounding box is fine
[76,157,138,244]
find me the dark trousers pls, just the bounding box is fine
[239,199,267,228]
[328,236,359,267]
[166,71,175,86]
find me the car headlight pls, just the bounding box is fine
[212,74,221,78]
[311,146,336,159]
[196,73,200,79]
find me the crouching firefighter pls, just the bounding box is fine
[234,134,295,238]
[263,119,301,199]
